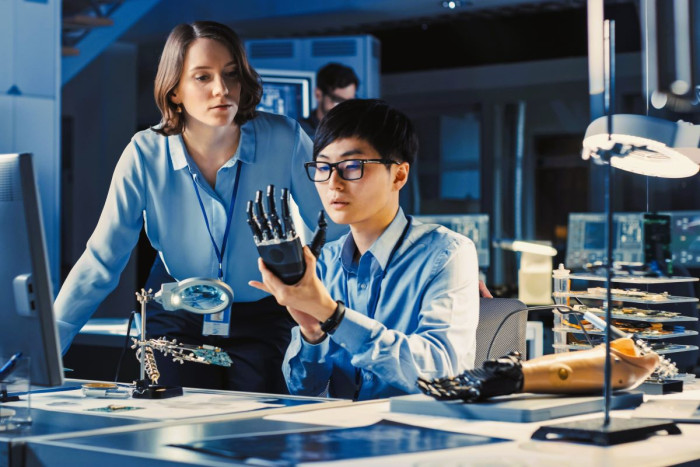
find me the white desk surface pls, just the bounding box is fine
[265,386,700,467]
[17,383,700,466]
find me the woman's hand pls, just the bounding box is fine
[479,280,493,298]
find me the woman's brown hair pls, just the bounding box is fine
[152,21,263,135]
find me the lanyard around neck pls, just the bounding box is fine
[188,161,242,280]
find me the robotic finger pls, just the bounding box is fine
[265,185,284,239]
[247,185,327,285]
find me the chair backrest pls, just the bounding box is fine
[474,297,528,367]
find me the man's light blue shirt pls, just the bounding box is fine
[283,208,479,400]
[55,112,343,353]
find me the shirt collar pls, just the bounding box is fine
[368,208,408,271]
[339,208,408,274]
[168,119,256,171]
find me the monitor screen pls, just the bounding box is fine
[0,153,63,387]
[666,211,700,267]
[566,213,645,268]
[412,214,490,268]
[256,69,315,121]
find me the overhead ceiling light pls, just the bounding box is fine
[441,1,462,9]
[582,114,700,178]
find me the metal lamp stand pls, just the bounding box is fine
[531,19,680,445]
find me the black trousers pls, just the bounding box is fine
[144,256,295,393]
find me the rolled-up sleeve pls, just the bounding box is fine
[283,326,334,396]
[54,141,146,353]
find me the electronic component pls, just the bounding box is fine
[81,383,131,399]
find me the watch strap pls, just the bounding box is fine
[320,300,346,334]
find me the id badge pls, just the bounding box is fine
[202,305,231,336]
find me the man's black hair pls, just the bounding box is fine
[316,63,360,95]
[313,99,418,165]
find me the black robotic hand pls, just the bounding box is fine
[416,352,524,403]
[247,185,327,285]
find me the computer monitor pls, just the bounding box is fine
[665,211,700,267]
[412,214,490,268]
[566,213,645,268]
[0,153,63,387]
[256,69,315,121]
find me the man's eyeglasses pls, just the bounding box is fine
[304,159,400,182]
[324,92,350,105]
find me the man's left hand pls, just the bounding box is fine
[249,246,337,323]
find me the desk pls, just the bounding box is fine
[19,385,700,466]
[0,381,341,467]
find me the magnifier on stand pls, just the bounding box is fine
[132,278,234,399]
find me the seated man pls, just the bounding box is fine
[249,99,479,400]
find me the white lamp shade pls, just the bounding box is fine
[493,239,557,256]
[582,114,700,178]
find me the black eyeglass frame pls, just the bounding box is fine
[322,91,352,105]
[304,159,401,182]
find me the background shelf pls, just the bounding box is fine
[553,343,699,355]
[565,292,698,304]
[568,274,698,284]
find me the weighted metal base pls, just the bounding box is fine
[638,379,683,395]
[531,417,681,446]
[131,381,183,399]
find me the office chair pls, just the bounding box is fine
[474,297,528,367]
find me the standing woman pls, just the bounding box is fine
[55,21,337,392]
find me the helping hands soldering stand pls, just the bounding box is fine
[132,289,184,399]
[130,281,234,399]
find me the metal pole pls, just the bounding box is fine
[514,100,526,242]
[140,291,147,381]
[603,18,615,427]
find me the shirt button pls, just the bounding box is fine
[364,373,372,382]
[360,283,367,290]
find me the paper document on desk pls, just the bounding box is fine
[6,390,281,419]
[170,420,510,465]
[632,399,700,423]
[265,400,386,427]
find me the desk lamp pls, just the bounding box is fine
[582,114,700,178]
[132,277,234,399]
[532,16,696,445]
[493,240,557,305]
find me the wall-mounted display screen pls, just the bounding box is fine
[256,69,315,121]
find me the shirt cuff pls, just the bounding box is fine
[295,326,331,360]
[328,307,379,354]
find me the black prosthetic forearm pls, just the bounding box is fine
[247,185,327,285]
[309,210,327,258]
[417,352,525,403]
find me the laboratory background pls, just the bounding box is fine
[2,0,700,465]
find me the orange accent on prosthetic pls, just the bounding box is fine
[521,338,658,394]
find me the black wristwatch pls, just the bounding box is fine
[320,300,346,334]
